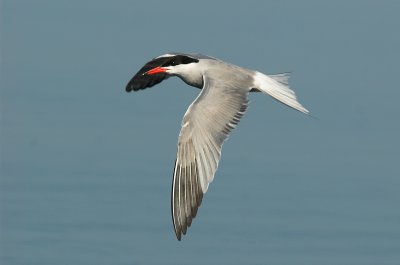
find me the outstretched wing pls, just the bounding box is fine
[126,57,172,92]
[172,73,249,240]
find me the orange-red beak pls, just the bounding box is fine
[144,66,167,75]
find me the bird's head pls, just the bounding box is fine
[126,53,205,92]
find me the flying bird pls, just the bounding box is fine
[126,53,309,240]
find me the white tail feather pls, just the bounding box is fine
[253,72,309,114]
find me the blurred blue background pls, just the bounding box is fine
[1,1,399,264]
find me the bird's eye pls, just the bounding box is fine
[170,60,176,66]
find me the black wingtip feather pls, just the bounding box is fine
[125,72,168,92]
[171,155,205,241]
[125,56,173,92]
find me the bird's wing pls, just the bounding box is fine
[126,57,172,92]
[172,73,249,240]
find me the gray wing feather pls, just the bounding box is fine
[172,73,249,240]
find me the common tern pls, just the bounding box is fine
[126,53,309,240]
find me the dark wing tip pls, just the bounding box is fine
[125,72,168,92]
[176,231,182,241]
[125,56,173,93]
[172,158,204,241]
[126,84,133,92]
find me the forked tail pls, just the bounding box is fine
[252,72,309,114]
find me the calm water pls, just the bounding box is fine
[1,1,400,265]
